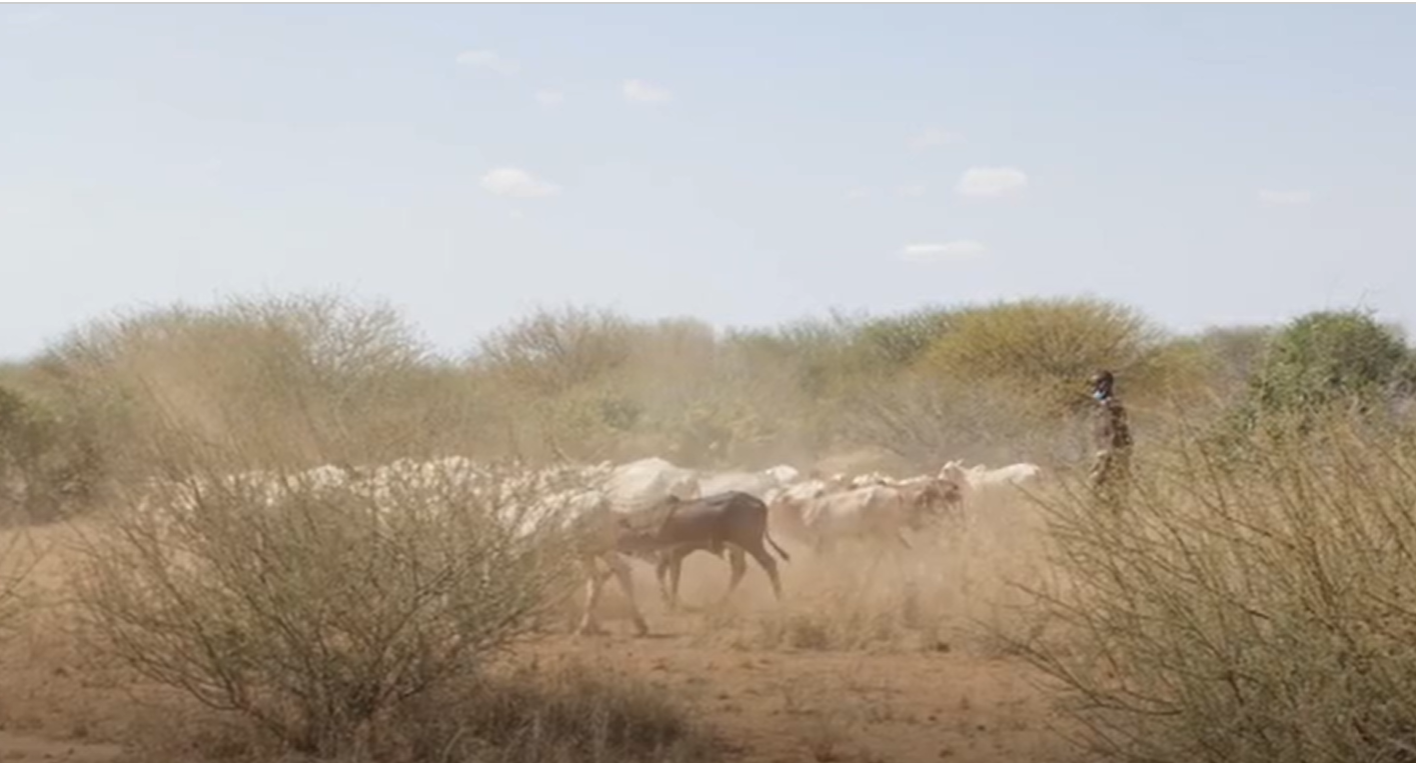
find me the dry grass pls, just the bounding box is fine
[391,659,722,763]
[105,655,723,763]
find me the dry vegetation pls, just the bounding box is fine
[2,291,1415,763]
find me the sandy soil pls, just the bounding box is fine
[528,631,1074,763]
[0,494,1079,763]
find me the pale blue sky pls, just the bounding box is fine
[4,3,1416,359]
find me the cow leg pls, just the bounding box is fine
[745,542,784,602]
[667,547,689,611]
[713,546,749,607]
[608,554,651,637]
[653,547,690,612]
[575,557,609,637]
[654,552,675,608]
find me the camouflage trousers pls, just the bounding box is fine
[1088,447,1133,512]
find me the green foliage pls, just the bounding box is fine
[1250,309,1412,414]
[1206,311,1416,454]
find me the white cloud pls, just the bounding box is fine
[899,241,987,263]
[455,49,519,76]
[480,167,561,199]
[622,79,673,103]
[534,89,564,107]
[896,184,928,198]
[845,187,878,201]
[1258,189,1313,206]
[910,128,963,150]
[955,167,1029,198]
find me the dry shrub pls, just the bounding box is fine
[0,382,102,521]
[393,659,722,763]
[0,515,45,641]
[475,308,818,467]
[70,419,584,758]
[475,305,636,399]
[118,650,721,763]
[1014,412,1416,763]
[841,373,1066,468]
[39,292,483,493]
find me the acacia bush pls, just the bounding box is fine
[1238,310,1415,431]
[837,298,1211,470]
[1014,411,1416,763]
[914,297,1209,414]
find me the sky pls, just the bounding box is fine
[4,3,1416,360]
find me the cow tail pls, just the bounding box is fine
[765,529,792,563]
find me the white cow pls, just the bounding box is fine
[939,460,1042,490]
[766,477,839,506]
[762,464,801,486]
[605,457,702,511]
[774,478,962,555]
[698,464,802,501]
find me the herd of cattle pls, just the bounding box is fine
[132,454,1045,636]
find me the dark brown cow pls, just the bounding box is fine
[617,490,791,612]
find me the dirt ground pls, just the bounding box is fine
[0,494,1080,763]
